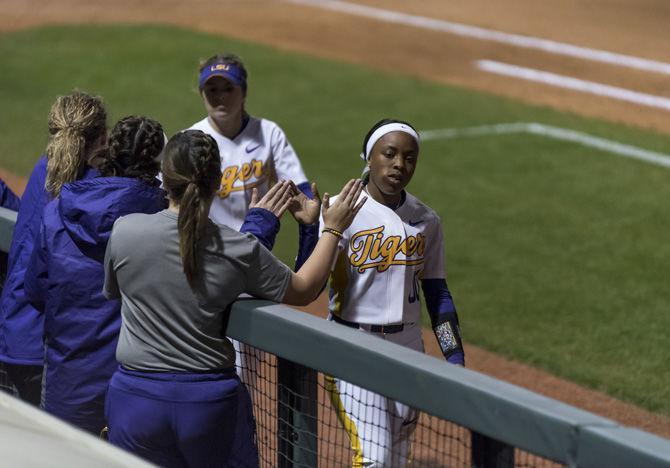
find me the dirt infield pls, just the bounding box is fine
[0,169,25,197]
[2,0,669,133]
[1,0,669,439]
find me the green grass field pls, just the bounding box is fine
[1,24,669,415]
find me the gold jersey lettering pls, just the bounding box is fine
[217,159,264,198]
[368,231,385,260]
[349,226,381,269]
[252,159,263,177]
[402,236,416,255]
[349,225,425,273]
[239,162,254,181]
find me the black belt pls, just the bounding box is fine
[331,314,405,334]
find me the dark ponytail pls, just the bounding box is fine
[161,130,221,287]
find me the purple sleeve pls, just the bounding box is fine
[0,179,20,211]
[295,223,319,271]
[5,157,48,273]
[239,207,280,251]
[296,181,313,200]
[293,181,318,271]
[422,278,465,366]
[24,220,49,313]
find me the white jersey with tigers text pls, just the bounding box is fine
[189,117,308,230]
[322,191,446,325]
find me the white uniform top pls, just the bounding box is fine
[323,191,446,325]
[189,116,308,230]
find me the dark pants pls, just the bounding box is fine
[106,367,259,468]
[42,357,115,435]
[3,363,43,406]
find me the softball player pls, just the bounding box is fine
[189,53,312,230]
[189,53,314,386]
[320,119,464,467]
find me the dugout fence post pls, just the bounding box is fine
[471,431,515,468]
[277,358,318,468]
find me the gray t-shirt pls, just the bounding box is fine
[103,209,292,372]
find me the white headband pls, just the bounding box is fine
[360,123,420,161]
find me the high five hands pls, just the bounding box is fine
[287,182,320,225]
[321,179,366,233]
[248,181,293,218]
[249,180,318,222]
[249,179,366,229]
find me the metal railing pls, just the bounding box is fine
[227,299,670,467]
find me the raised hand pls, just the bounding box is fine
[288,182,321,225]
[249,180,293,218]
[321,179,367,233]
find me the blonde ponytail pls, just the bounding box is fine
[45,91,107,197]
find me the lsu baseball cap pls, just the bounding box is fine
[199,62,247,89]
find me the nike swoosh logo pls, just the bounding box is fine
[408,219,423,226]
[245,143,261,153]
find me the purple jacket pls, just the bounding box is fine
[24,176,166,432]
[0,179,20,211]
[0,157,98,365]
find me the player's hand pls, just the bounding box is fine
[249,180,292,218]
[322,179,367,233]
[288,182,321,225]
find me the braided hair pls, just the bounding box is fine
[45,91,107,197]
[97,116,164,186]
[161,130,221,287]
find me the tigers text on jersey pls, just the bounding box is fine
[189,117,307,230]
[323,191,445,325]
